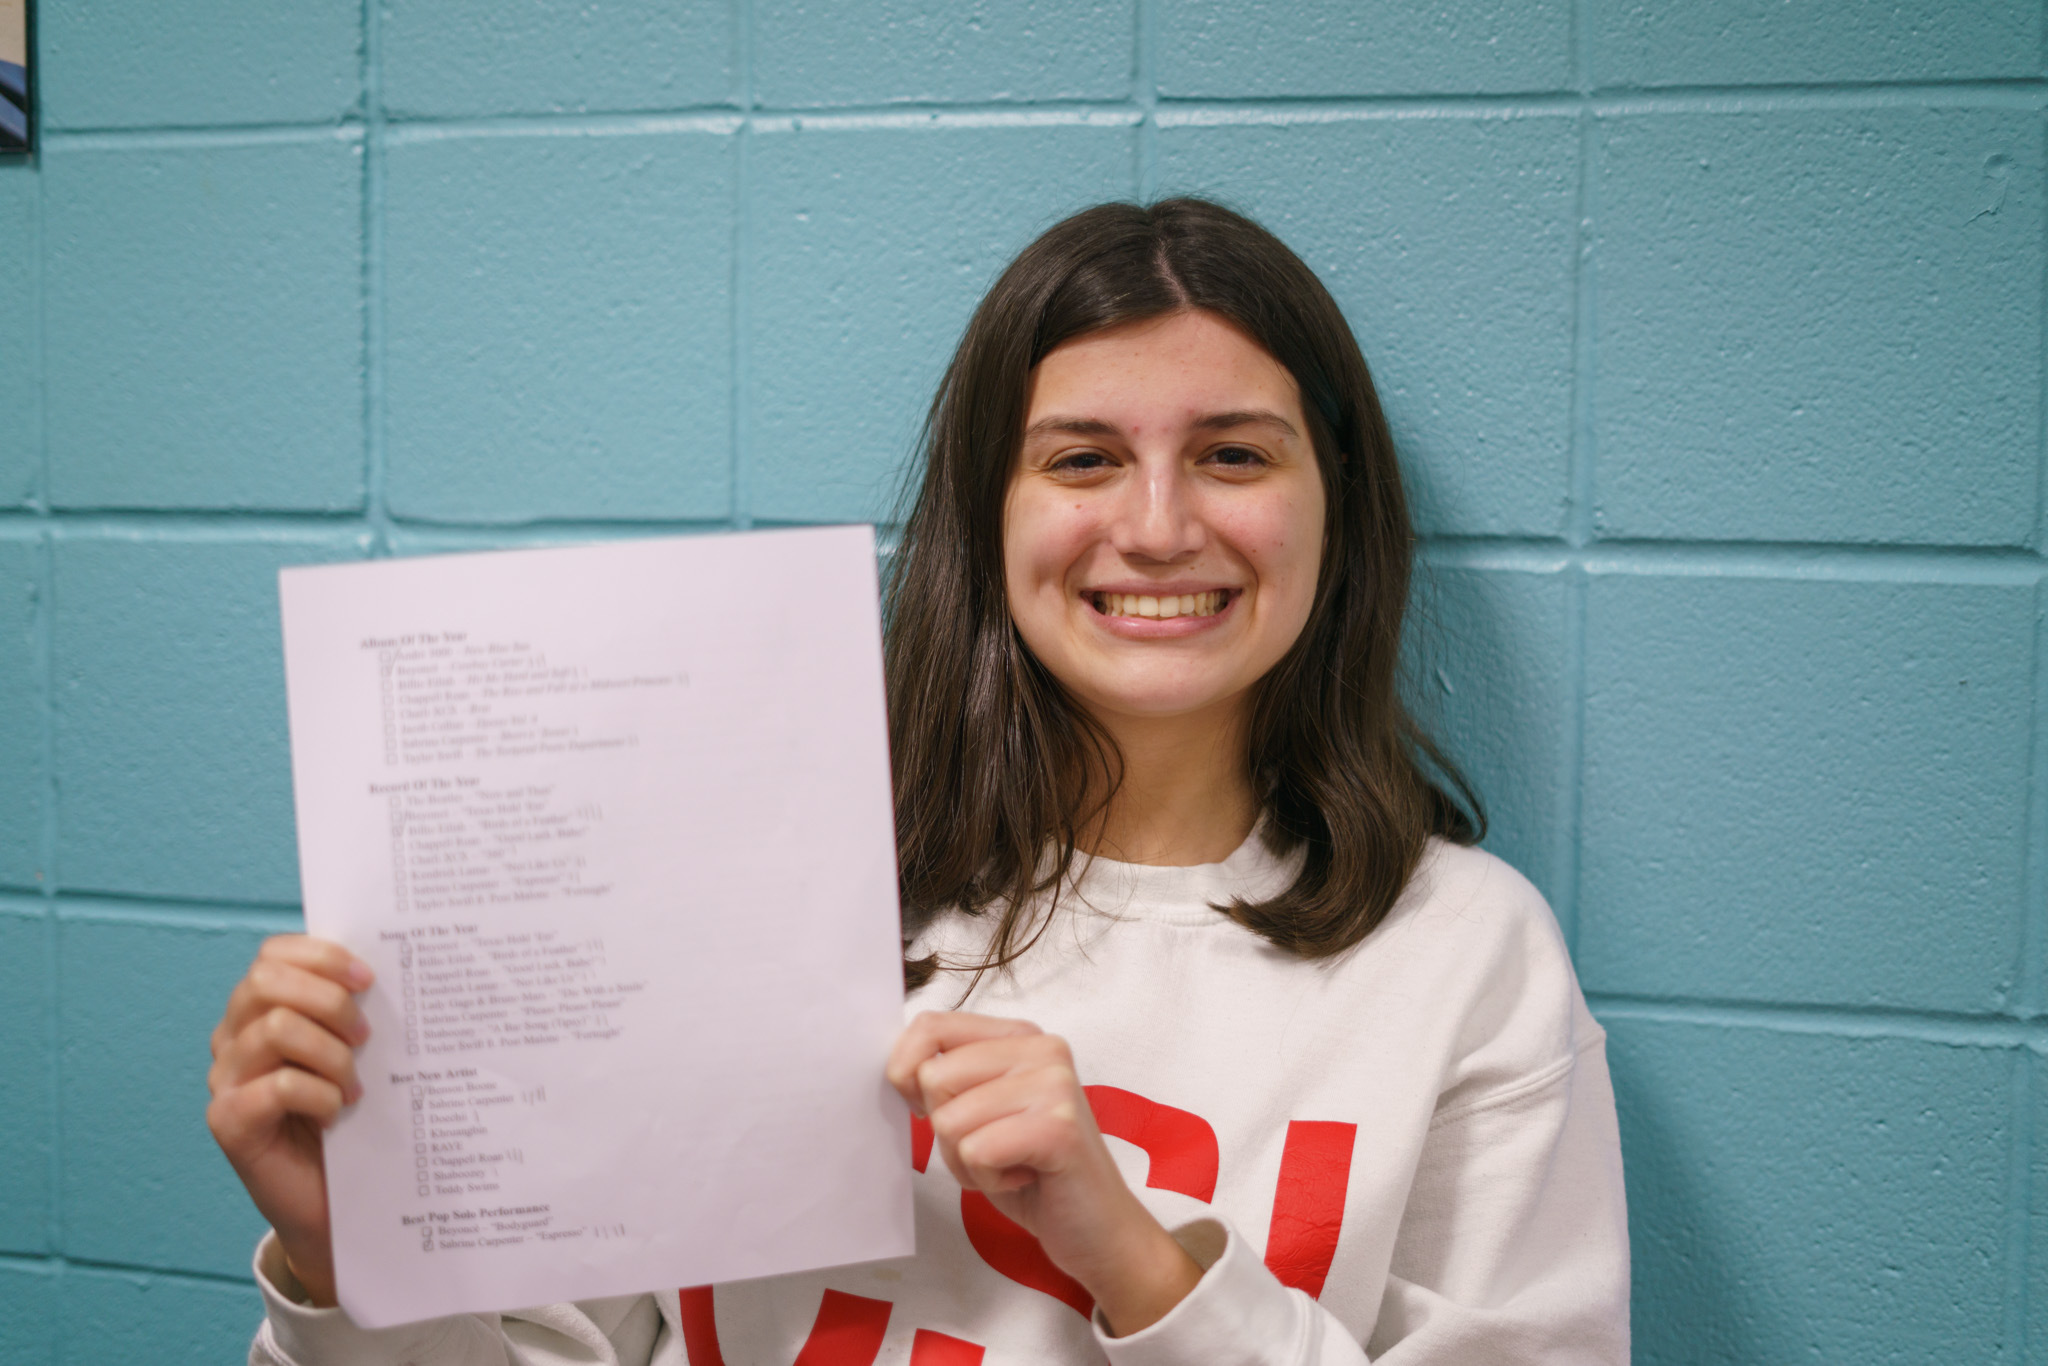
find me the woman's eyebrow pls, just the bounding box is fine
[1193,409,1300,437]
[1022,416,1121,438]
[1022,411,1300,439]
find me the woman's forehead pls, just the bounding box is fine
[1024,310,1305,429]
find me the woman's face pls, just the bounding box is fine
[1002,308,1327,730]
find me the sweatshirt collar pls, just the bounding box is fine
[1063,826,1302,927]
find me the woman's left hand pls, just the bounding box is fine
[886,1010,1203,1336]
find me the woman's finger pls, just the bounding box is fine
[950,1105,1087,1193]
[217,957,371,1056]
[214,937,371,1045]
[209,1005,363,1101]
[252,935,375,995]
[885,1010,1042,1109]
[914,1030,1074,1115]
[928,1064,1092,1190]
[208,1066,347,1157]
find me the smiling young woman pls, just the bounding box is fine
[218,199,1628,1366]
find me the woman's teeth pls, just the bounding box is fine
[1090,590,1226,619]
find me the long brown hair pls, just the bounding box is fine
[885,198,1481,993]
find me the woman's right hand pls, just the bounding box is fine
[205,934,373,1309]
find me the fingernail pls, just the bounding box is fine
[351,1019,372,1045]
[345,960,374,990]
[344,1082,363,1105]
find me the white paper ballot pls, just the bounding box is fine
[278,526,913,1329]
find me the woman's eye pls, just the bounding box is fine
[1206,445,1267,468]
[1051,451,1112,473]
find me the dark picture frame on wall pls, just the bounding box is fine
[1,0,29,153]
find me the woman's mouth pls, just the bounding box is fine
[1087,590,1232,620]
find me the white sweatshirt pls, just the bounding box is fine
[251,834,1629,1365]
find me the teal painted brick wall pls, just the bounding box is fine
[0,2,2041,1362]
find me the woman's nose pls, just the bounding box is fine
[1109,464,1205,563]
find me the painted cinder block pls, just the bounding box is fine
[1407,562,1570,909]
[41,140,366,512]
[36,0,361,129]
[1158,116,1578,536]
[0,162,34,508]
[1594,109,2041,546]
[58,911,288,1279]
[0,1262,55,1365]
[0,908,51,1254]
[753,0,1132,107]
[0,539,40,889]
[1606,1018,2012,1363]
[56,1265,264,1366]
[383,129,735,523]
[1588,0,2038,88]
[1158,0,1572,97]
[382,0,734,117]
[748,121,1135,523]
[2033,1051,2047,1361]
[52,534,369,904]
[1577,573,2033,1012]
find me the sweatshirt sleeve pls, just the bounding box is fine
[1091,1218,1370,1366]
[247,1232,664,1366]
[1366,1034,1631,1363]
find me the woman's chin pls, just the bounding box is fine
[1073,680,1254,729]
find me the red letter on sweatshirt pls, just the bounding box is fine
[678,1287,895,1366]
[911,1114,934,1174]
[959,1191,1095,1318]
[908,1328,986,1365]
[960,1086,1222,1317]
[1263,1120,1356,1299]
[1083,1085,1220,1202]
[790,1290,894,1366]
[678,1287,725,1366]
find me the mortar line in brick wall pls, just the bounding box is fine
[381,515,745,543]
[33,79,2048,149]
[1587,993,2048,1046]
[1134,0,1157,199]
[1552,97,1598,957]
[1580,79,2048,113]
[749,108,1139,135]
[35,512,380,541]
[1572,540,2046,584]
[2021,576,2048,1018]
[40,123,368,152]
[0,1249,266,1288]
[1157,84,2048,126]
[50,892,305,931]
[33,528,58,1257]
[2001,1054,2032,1360]
[1421,537,2048,569]
[2020,105,2048,1027]
[25,135,45,517]
[1555,562,1586,955]
[384,111,744,145]
[730,0,755,531]
[38,899,59,1257]
[28,538,51,852]
[361,0,391,555]
[0,890,50,916]
[29,143,59,1258]
[752,515,905,534]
